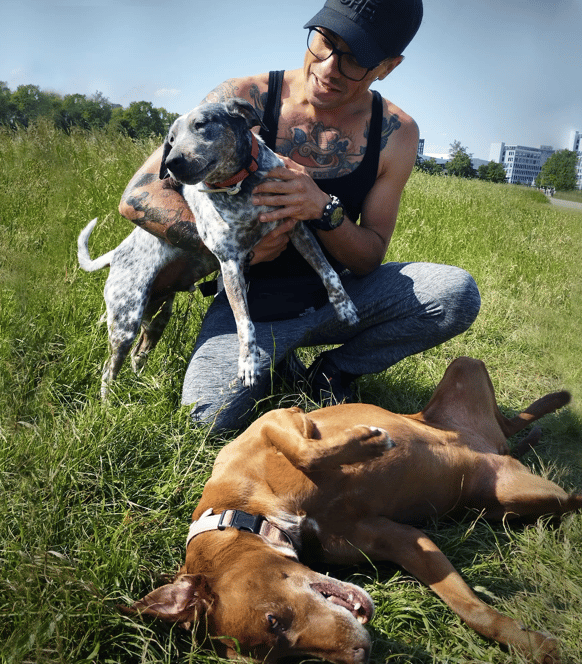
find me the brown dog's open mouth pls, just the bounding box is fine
[311,581,374,624]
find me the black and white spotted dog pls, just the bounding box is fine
[78,98,358,396]
[78,218,216,399]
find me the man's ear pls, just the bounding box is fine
[376,55,404,81]
[118,574,215,626]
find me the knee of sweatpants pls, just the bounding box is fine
[439,267,481,334]
[182,352,273,434]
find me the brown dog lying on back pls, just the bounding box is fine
[121,357,580,663]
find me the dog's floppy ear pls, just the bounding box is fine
[159,138,172,180]
[224,97,267,131]
[118,573,215,627]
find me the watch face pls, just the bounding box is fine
[330,204,344,227]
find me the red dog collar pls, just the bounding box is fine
[205,132,260,192]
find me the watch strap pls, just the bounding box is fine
[309,195,345,231]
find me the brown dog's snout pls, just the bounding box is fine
[352,645,370,664]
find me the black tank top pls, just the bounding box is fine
[259,70,383,224]
[247,70,383,320]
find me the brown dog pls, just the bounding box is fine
[122,357,580,663]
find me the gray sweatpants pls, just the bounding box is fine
[182,261,480,431]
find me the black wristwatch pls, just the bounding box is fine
[309,195,345,231]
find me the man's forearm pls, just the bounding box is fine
[314,219,389,276]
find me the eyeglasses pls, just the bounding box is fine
[307,27,375,82]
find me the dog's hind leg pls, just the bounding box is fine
[331,517,559,664]
[130,294,175,373]
[101,279,151,399]
[419,357,571,454]
[469,454,582,521]
[500,390,571,438]
[103,320,143,399]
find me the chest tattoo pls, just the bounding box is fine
[277,121,366,179]
[276,111,401,179]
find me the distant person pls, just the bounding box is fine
[119,0,481,432]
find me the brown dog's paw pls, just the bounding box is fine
[347,425,395,458]
[519,627,560,664]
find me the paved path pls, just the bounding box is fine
[548,196,582,211]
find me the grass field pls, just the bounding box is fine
[1,121,581,664]
[553,190,582,204]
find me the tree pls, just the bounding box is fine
[109,101,177,139]
[416,155,444,175]
[478,161,507,183]
[0,81,16,126]
[11,84,52,126]
[536,150,577,191]
[448,140,470,159]
[57,91,113,131]
[447,140,476,178]
[86,91,113,128]
[0,82,176,138]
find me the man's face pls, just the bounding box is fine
[302,28,398,110]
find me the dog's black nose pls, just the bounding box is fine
[163,153,189,181]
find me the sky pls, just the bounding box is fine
[1,0,581,160]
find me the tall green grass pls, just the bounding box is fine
[1,122,581,664]
[553,190,582,204]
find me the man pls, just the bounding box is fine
[119,0,481,431]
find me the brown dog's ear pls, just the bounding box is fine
[119,573,215,626]
[224,97,267,131]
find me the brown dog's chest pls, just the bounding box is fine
[201,426,478,535]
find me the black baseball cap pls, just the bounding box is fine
[304,0,423,67]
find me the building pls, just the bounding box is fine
[489,142,554,185]
[568,130,582,189]
[417,138,424,155]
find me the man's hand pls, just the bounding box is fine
[251,156,330,224]
[249,219,298,265]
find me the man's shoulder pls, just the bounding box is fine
[379,95,418,144]
[375,95,419,179]
[204,74,270,106]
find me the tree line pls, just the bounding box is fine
[0,82,179,139]
[417,139,579,191]
[417,141,509,183]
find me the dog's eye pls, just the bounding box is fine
[194,121,206,131]
[266,614,280,631]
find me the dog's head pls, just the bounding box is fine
[120,530,373,663]
[159,98,265,185]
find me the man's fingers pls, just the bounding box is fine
[259,207,301,223]
[264,166,296,179]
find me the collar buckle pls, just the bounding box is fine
[218,509,264,534]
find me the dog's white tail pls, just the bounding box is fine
[77,218,115,271]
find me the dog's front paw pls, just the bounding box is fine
[517,627,560,664]
[238,354,259,388]
[331,425,395,466]
[336,298,359,325]
[352,425,395,456]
